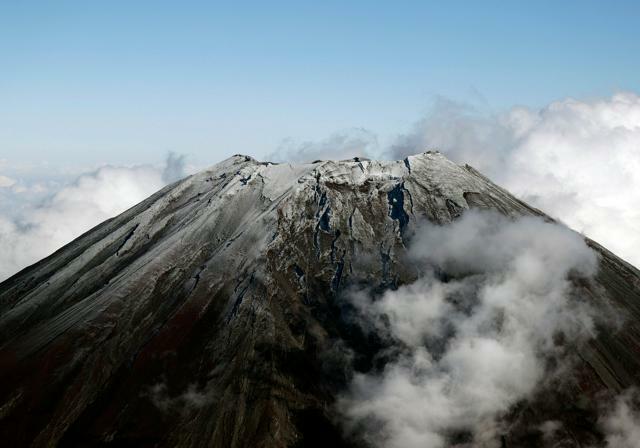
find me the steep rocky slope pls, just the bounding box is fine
[0,152,639,447]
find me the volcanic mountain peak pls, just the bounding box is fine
[1,152,639,447]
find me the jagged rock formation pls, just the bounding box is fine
[0,152,639,447]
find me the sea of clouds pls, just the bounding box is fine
[0,153,187,280]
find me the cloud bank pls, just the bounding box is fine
[0,154,187,281]
[390,92,640,268]
[339,211,599,447]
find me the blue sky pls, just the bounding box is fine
[1,0,639,167]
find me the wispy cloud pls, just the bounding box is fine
[146,382,214,414]
[599,389,640,448]
[267,128,379,163]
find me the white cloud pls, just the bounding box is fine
[389,92,640,268]
[0,175,16,188]
[599,390,640,448]
[339,210,599,448]
[0,155,187,281]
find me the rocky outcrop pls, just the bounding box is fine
[0,152,639,447]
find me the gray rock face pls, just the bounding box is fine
[1,152,639,447]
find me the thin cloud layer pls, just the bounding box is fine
[0,154,188,281]
[390,92,640,268]
[267,128,379,163]
[339,211,599,447]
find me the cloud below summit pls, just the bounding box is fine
[0,154,188,281]
[339,211,600,447]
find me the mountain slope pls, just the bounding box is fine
[0,152,639,447]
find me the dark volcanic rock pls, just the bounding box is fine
[0,152,639,447]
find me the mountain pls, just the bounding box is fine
[1,152,639,447]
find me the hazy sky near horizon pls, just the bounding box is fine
[2,0,640,167]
